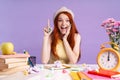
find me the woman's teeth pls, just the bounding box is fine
[61,27,67,29]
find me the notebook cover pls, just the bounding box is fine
[88,69,120,78]
[69,71,80,80]
[77,72,92,80]
[84,72,120,80]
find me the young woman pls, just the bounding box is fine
[41,6,81,64]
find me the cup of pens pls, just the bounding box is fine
[28,56,36,67]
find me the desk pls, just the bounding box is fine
[25,64,99,80]
[0,64,120,80]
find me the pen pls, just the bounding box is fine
[28,57,34,67]
[23,50,34,67]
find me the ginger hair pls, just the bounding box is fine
[51,12,81,61]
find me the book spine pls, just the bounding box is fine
[0,61,27,69]
[0,58,28,64]
[0,54,30,58]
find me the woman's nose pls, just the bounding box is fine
[62,20,66,25]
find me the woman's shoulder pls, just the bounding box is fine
[75,33,81,39]
[74,33,81,45]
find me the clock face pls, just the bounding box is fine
[99,51,118,69]
[97,48,120,70]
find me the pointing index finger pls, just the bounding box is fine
[47,19,50,28]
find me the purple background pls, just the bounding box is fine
[0,0,120,64]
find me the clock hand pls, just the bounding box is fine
[107,51,110,61]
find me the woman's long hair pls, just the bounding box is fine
[51,12,81,62]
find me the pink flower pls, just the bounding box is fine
[101,18,120,48]
[114,21,119,27]
[116,21,120,27]
[106,18,115,23]
[112,28,118,32]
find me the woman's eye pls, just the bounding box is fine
[58,19,70,23]
[66,20,70,22]
[58,20,62,22]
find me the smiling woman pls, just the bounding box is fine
[41,6,81,64]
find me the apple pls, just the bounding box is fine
[1,42,14,55]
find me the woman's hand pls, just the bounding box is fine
[43,19,52,37]
[63,25,71,40]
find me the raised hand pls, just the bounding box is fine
[63,24,71,39]
[43,19,52,36]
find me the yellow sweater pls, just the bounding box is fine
[48,39,69,64]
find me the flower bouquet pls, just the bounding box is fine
[101,18,120,52]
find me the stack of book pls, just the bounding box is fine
[0,54,30,75]
[88,69,120,79]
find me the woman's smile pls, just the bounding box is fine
[60,26,69,34]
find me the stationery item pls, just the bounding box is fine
[44,64,71,70]
[23,50,35,67]
[88,69,120,78]
[62,69,67,73]
[69,71,80,80]
[77,72,92,80]
[0,57,28,64]
[54,60,62,68]
[28,57,34,67]
[28,56,36,67]
[83,72,119,80]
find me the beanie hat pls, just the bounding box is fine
[54,6,74,20]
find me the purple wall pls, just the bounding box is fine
[0,0,120,64]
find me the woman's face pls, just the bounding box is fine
[57,13,71,35]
